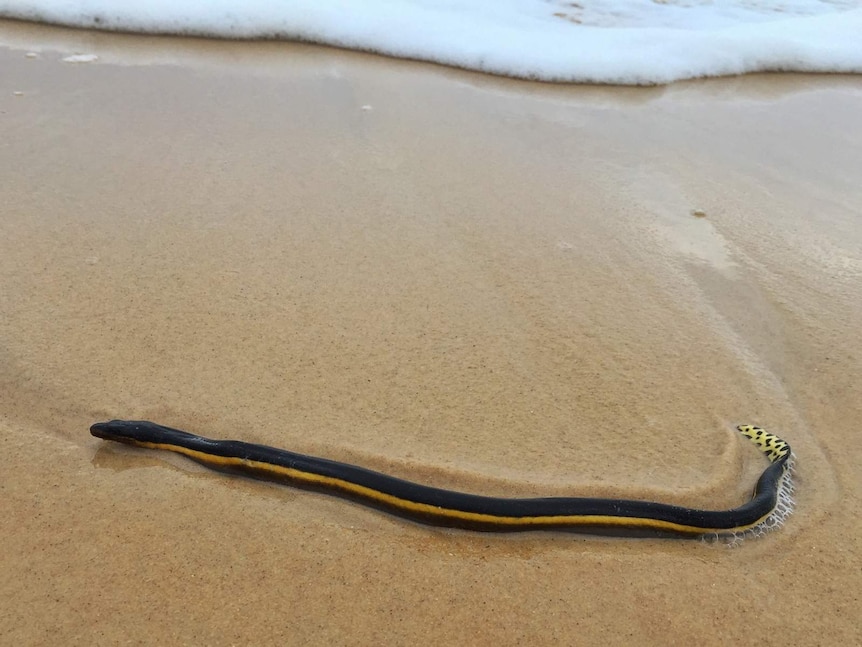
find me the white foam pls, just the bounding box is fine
[61,52,98,63]
[2,0,861,84]
[703,455,796,547]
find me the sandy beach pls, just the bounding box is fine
[1,19,861,645]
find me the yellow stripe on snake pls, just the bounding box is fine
[91,421,794,538]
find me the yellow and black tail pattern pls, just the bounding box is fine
[737,424,791,462]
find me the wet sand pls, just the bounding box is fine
[1,20,861,645]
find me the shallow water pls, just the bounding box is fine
[1,21,861,645]
[1,0,861,83]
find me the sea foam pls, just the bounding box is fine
[1,0,861,84]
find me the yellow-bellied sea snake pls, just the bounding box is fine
[90,420,794,537]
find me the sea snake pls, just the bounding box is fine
[90,420,794,537]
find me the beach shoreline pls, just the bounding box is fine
[1,21,860,645]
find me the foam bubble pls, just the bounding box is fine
[61,53,99,63]
[1,0,861,84]
[703,455,796,547]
